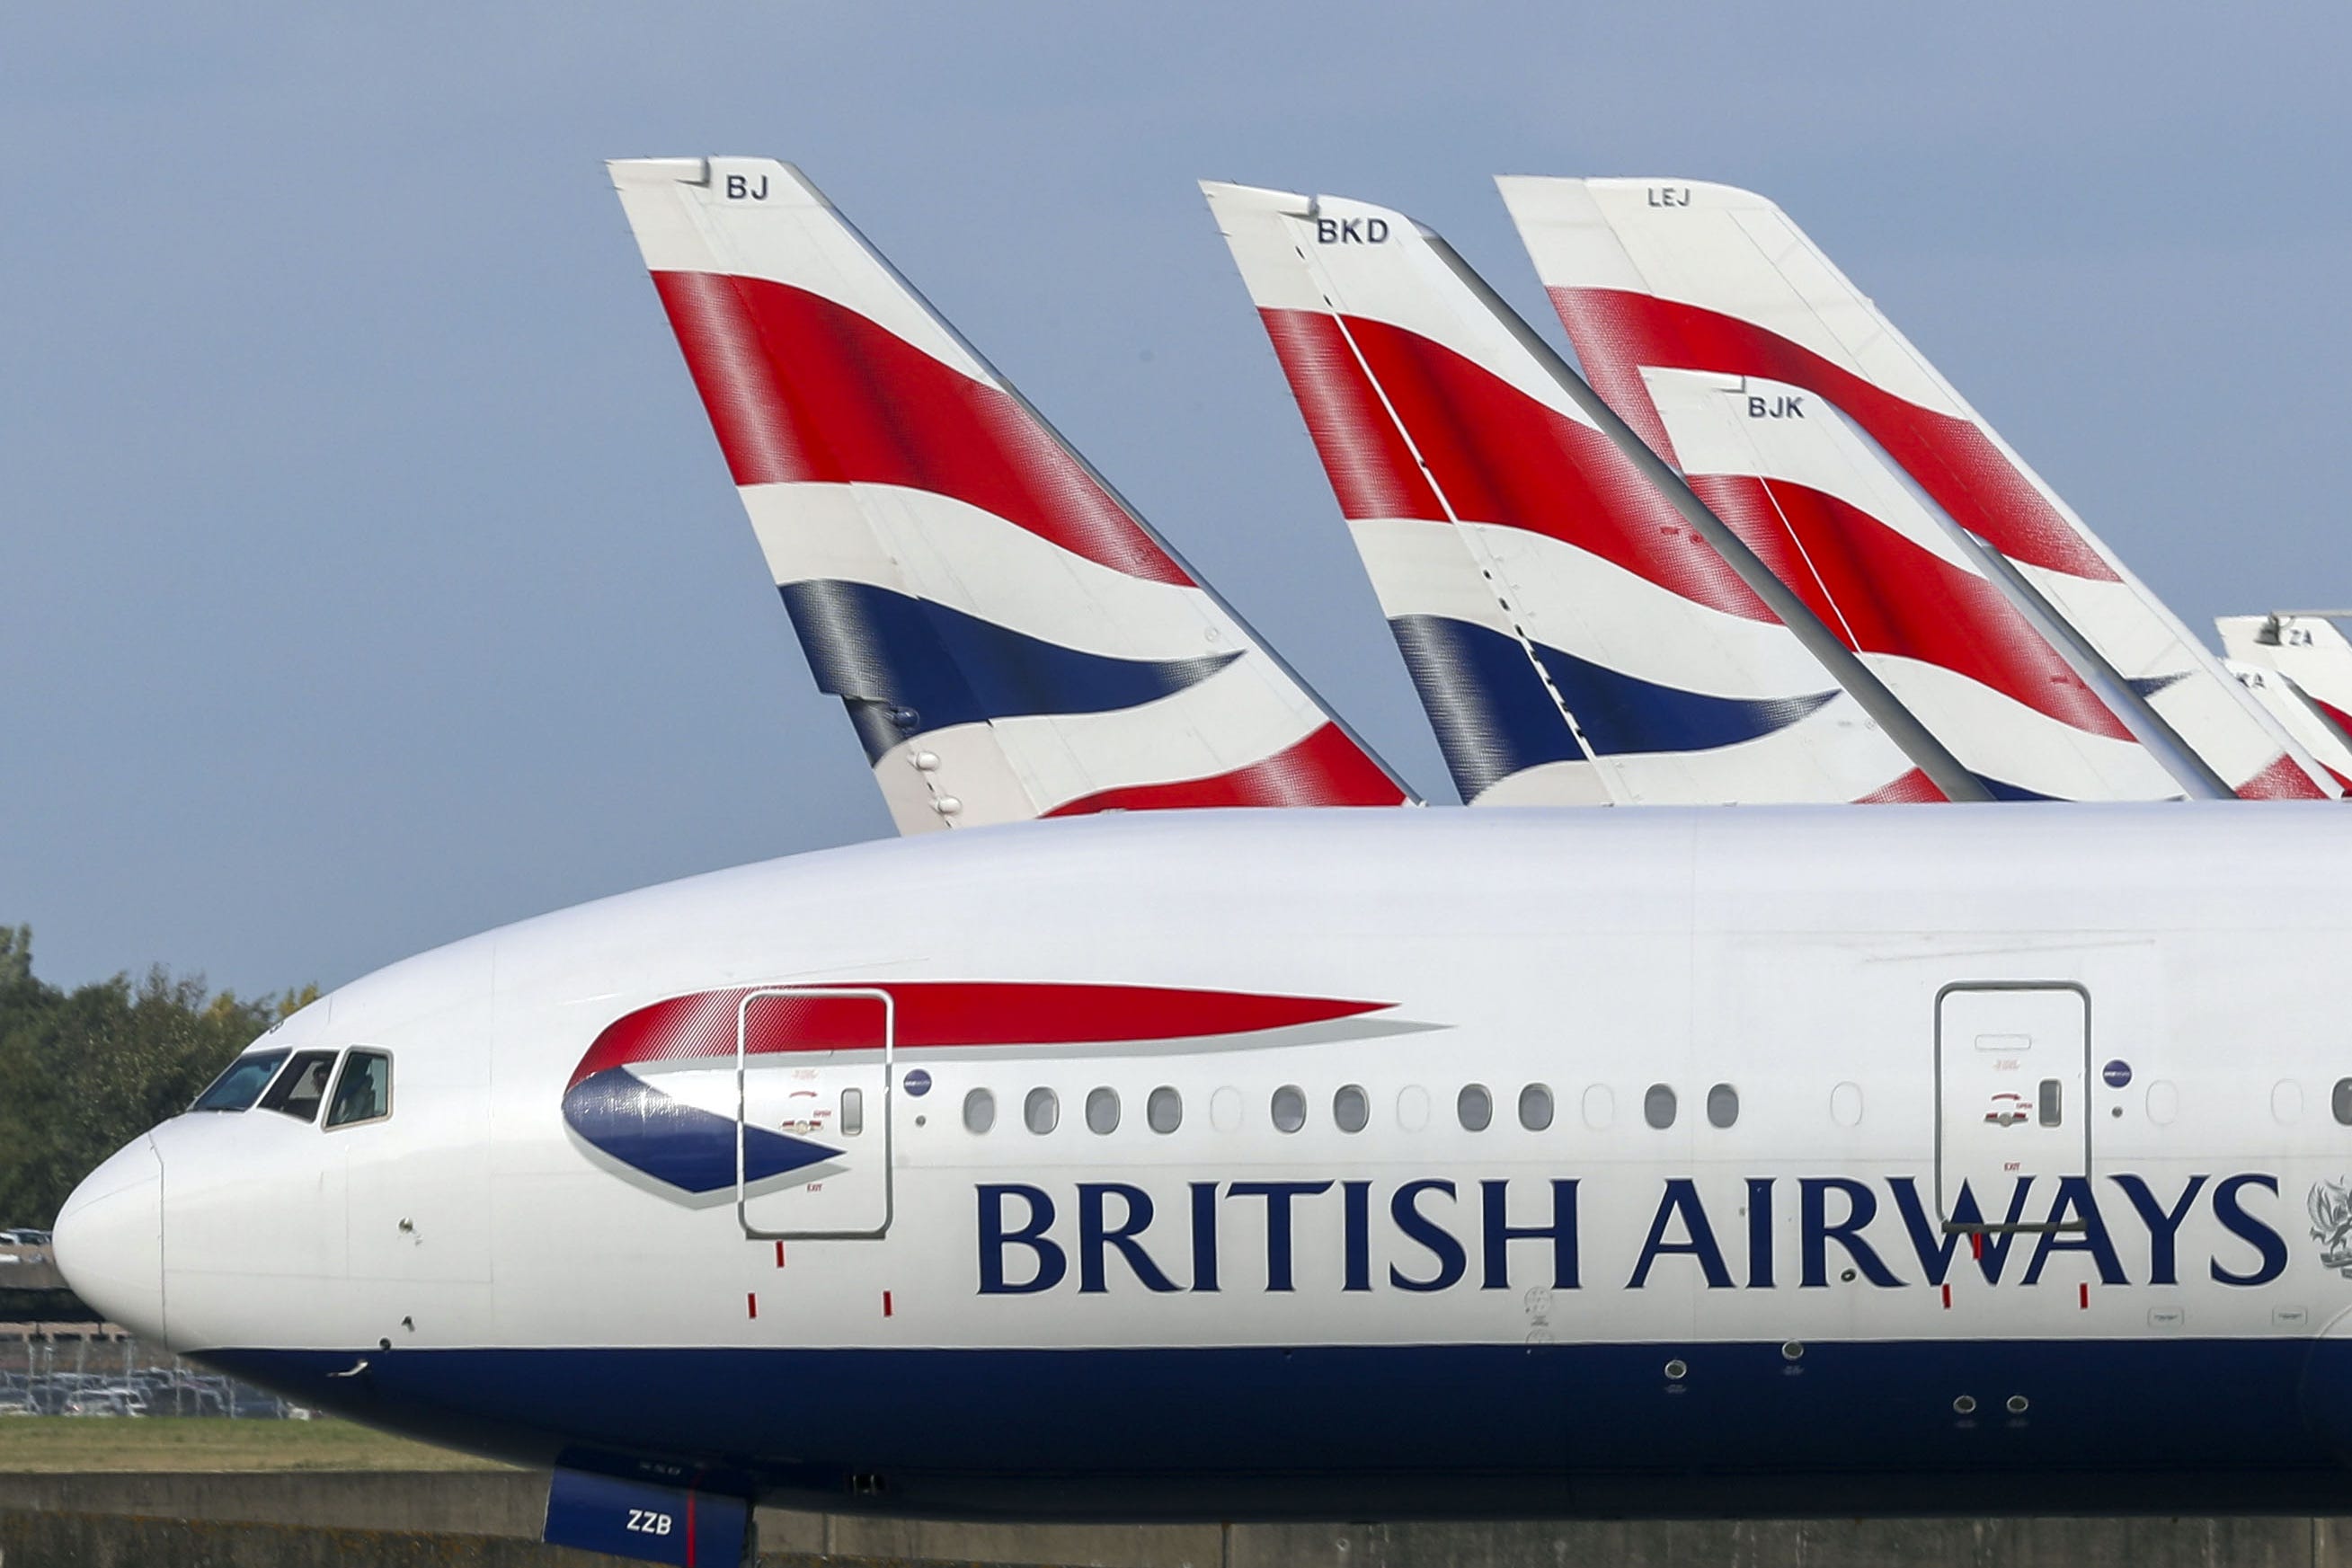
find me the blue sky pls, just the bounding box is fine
[6,4,2351,997]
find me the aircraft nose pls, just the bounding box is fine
[53,1135,166,1342]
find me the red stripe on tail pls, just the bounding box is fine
[652,271,1192,586]
[1258,309,1446,522]
[1856,767,1948,803]
[1258,308,1772,620]
[1549,288,2120,583]
[2306,693,2352,744]
[2233,751,2331,801]
[1685,474,2136,740]
[1043,722,1407,815]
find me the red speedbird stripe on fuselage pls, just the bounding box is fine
[1686,474,2135,740]
[650,270,1192,587]
[566,983,1395,1088]
[1044,723,1407,814]
[1256,308,1773,620]
[1549,288,2119,584]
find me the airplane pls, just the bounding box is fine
[608,158,1412,831]
[1497,177,2339,802]
[1203,182,2180,806]
[2219,614,2352,788]
[52,799,2352,1559]
[49,164,2352,1567]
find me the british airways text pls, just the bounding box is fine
[974,1173,2286,1295]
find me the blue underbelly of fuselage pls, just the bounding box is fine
[202,1336,2352,1519]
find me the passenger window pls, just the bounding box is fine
[1271,1085,1307,1134]
[324,1050,392,1129]
[1518,1084,1554,1131]
[963,1088,996,1134]
[259,1050,340,1123]
[1333,1084,1369,1133]
[1147,1086,1182,1134]
[1458,1084,1492,1131]
[2335,1079,2352,1127]
[191,1050,288,1113]
[1706,1083,1739,1129]
[1025,1087,1059,1135]
[839,1087,864,1136]
[1086,1087,1120,1135]
[1644,1083,1677,1129]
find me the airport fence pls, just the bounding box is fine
[0,1324,304,1419]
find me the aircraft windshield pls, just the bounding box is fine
[325,1050,391,1128]
[258,1050,340,1123]
[190,1050,290,1112]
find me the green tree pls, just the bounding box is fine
[0,926,30,986]
[0,927,311,1227]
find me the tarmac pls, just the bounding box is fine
[7,1471,2352,1567]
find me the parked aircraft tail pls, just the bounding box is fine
[2219,614,2352,787]
[1497,176,2337,801]
[609,158,1410,832]
[1628,366,2179,801]
[1203,181,1939,806]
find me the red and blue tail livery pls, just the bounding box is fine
[51,155,2352,1548]
[612,159,1410,833]
[1497,177,2335,802]
[1203,182,1929,807]
[2218,614,2352,790]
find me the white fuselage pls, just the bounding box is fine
[55,804,2352,1517]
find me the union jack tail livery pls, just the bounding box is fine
[2218,614,2352,789]
[1203,182,1933,807]
[1497,176,2339,802]
[610,158,1410,832]
[1629,366,2179,801]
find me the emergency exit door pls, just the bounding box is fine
[735,987,893,1239]
[1934,983,2089,1231]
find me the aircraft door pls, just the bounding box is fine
[1934,983,2089,1231]
[735,988,892,1239]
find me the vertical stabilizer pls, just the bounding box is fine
[1499,176,2338,801]
[2220,614,2352,787]
[1631,366,2179,800]
[1204,180,1940,806]
[610,158,1410,832]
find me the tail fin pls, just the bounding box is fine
[2219,615,2352,788]
[609,158,1410,832]
[1629,365,2179,801]
[2221,660,2352,793]
[1203,181,1930,806]
[1498,176,2339,802]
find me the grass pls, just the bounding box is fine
[0,1415,516,1473]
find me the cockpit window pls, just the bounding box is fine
[190,1050,289,1112]
[325,1050,392,1129]
[258,1050,341,1123]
